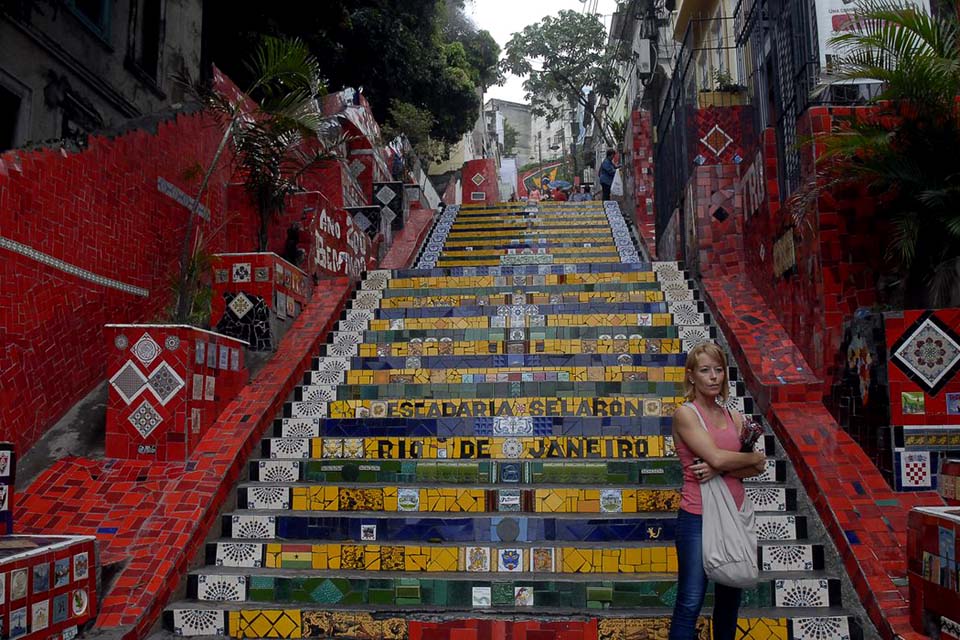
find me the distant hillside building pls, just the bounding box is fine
[484,98,532,163]
[0,0,203,151]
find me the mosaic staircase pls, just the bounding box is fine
[162,201,866,639]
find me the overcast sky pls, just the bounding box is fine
[467,0,620,104]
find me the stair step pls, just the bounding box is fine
[185,572,785,607]
[161,606,862,639]
[247,458,785,485]
[218,513,807,543]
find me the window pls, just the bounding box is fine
[0,86,21,151]
[135,0,164,79]
[66,0,111,39]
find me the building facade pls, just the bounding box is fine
[484,98,533,162]
[0,0,203,151]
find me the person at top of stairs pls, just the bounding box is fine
[669,341,767,640]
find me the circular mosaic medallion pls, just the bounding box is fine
[496,517,520,542]
[114,334,129,350]
[165,335,180,351]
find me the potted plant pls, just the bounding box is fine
[699,68,748,108]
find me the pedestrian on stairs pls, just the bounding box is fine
[668,342,767,640]
[599,149,619,201]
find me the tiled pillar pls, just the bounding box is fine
[462,159,500,205]
[104,324,248,461]
[212,253,311,351]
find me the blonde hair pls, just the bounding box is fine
[683,342,730,402]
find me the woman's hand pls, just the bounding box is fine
[689,460,719,483]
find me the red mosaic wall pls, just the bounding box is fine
[684,164,745,279]
[885,310,960,427]
[103,325,248,461]
[740,109,886,392]
[0,105,258,457]
[0,536,98,640]
[18,279,354,638]
[462,158,500,205]
[693,105,752,167]
[628,109,657,258]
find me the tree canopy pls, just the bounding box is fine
[792,0,960,306]
[202,0,500,146]
[500,9,620,144]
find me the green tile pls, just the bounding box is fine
[587,586,613,601]
[368,588,395,605]
[491,581,515,605]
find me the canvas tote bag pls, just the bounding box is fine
[687,402,759,588]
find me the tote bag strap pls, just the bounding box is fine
[685,401,709,433]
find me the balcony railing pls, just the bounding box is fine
[653,16,750,237]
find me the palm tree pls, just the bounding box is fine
[173,36,344,322]
[797,0,960,306]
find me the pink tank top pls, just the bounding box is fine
[675,401,747,514]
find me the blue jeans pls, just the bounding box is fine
[669,509,743,640]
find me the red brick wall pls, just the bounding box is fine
[0,109,259,456]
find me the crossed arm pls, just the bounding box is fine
[673,405,766,482]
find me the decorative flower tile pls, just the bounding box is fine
[245,486,290,510]
[890,312,960,394]
[279,419,320,438]
[214,543,262,568]
[255,461,300,483]
[109,360,148,405]
[774,578,833,607]
[229,515,276,539]
[131,333,162,367]
[196,574,246,602]
[789,617,852,640]
[761,544,815,571]
[172,609,226,637]
[127,399,163,439]
[232,263,251,283]
[268,438,310,459]
[147,362,185,405]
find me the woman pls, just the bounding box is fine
[669,342,766,640]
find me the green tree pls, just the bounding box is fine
[794,0,960,306]
[203,0,497,145]
[503,121,519,156]
[174,36,336,322]
[382,100,451,164]
[500,10,620,146]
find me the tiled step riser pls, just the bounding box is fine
[337,324,711,343]
[249,458,785,486]
[237,485,683,514]
[262,435,677,461]
[186,575,793,608]
[341,354,691,370]
[236,485,791,514]
[272,412,763,438]
[378,282,694,299]
[211,542,679,574]
[371,303,710,322]
[165,609,861,640]
[220,514,807,544]
[387,259,685,278]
